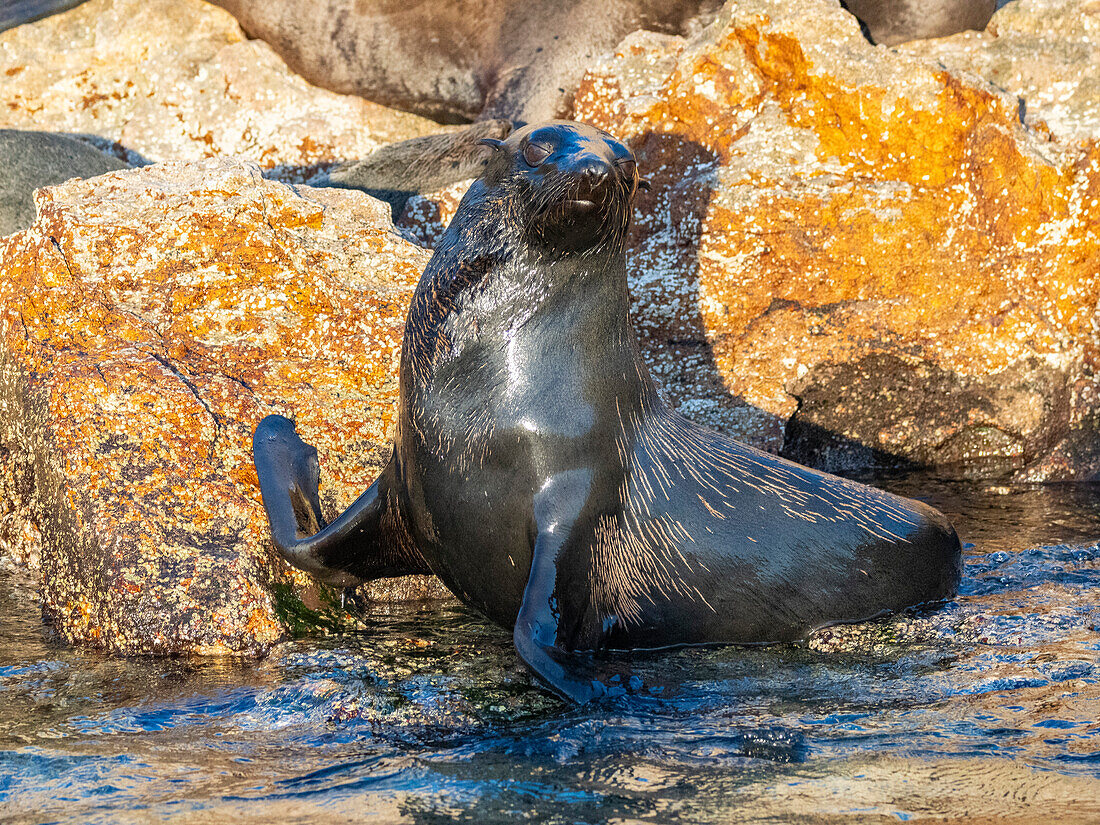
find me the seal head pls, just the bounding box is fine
[479,122,642,256]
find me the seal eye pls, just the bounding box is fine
[523,143,552,167]
[618,159,637,178]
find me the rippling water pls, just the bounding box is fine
[3,476,1100,823]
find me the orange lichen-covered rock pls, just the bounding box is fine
[571,0,1100,478]
[0,158,446,655]
[900,0,1100,145]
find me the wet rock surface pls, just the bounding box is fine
[570,0,1100,478]
[0,158,447,654]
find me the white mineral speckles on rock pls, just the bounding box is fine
[0,0,449,176]
[0,158,446,655]
[900,0,1100,143]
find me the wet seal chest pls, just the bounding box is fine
[253,120,963,703]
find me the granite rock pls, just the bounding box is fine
[569,0,1100,478]
[0,0,445,177]
[900,0,1100,144]
[0,158,448,654]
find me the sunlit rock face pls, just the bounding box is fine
[559,0,1100,479]
[0,159,446,654]
[900,0,1100,146]
[0,0,445,176]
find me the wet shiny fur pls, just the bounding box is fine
[253,121,962,702]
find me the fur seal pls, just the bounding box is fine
[0,130,127,237]
[314,119,513,219]
[842,0,997,46]
[254,121,962,703]
[210,1,721,124]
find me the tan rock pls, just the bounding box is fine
[395,181,470,249]
[0,157,448,654]
[572,0,1100,477]
[900,0,1100,144]
[0,0,443,176]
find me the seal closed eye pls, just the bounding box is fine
[253,120,963,703]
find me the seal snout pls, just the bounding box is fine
[570,157,614,208]
[579,157,611,185]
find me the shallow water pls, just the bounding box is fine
[3,475,1100,824]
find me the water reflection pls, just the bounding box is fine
[2,476,1099,822]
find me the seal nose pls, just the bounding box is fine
[575,157,612,202]
[579,158,611,186]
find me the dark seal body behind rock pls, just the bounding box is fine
[0,0,89,32]
[0,130,127,237]
[843,0,997,45]
[254,121,962,702]
[210,0,719,123]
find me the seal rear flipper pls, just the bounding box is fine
[253,414,429,588]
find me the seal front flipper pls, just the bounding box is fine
[252,414,429,588]
[513,470,639,703]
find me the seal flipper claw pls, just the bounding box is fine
[253,414,430,588]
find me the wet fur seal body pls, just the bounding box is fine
[254,121,962,702]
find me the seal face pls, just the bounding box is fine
[254,121,963,702]
[495,123,638,255]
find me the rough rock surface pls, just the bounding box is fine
[565,0,1100,478]
[0,158,449,654]
[395,182,472,249]
[900,0,1100,144]
[0,0,444,176]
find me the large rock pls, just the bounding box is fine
[900,0,1100,144]
[0,158,448,655]
[568,0,1100,478]
[0,0,444,176]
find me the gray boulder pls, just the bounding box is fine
[0,129,126,237]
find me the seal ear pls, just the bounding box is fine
[638,179,652,192]
[478,138,504,151]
